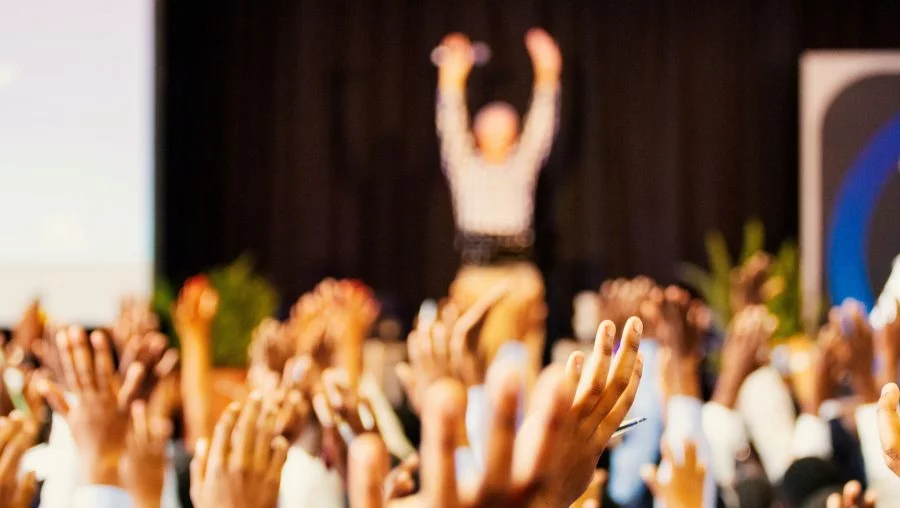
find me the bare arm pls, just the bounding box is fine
[435,33,476,177]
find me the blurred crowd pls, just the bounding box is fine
[0,269,898,508]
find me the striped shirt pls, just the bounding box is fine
[436,87,559,236]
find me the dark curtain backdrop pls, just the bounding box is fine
[159,0,900,338]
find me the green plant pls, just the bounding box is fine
[154,255,278,367]
[765,240,803,340]
[677,219,765,331]
[677,219,803,340]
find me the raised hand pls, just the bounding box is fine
[396,287,504,414]
[801,323,843,415]
[174,275,219,448]
[729,251,772,315]
[826,480,876,508]
[525,28,561,87]
[834,300,878,403]
[113,296,160,352]
[118,330,179,403]
[0,412,39,508]
[190,394,290,508]
[248,318,296,392]
[38,327,146,487]
[712,305,774,408]
[657,286,708,398]
[437,33,475,89]
[10,299,44,360]
[172,275,219,341]
[520,317,644,506]
[121,400,173,508]
[312,368,378,479]
[640,441,705,508]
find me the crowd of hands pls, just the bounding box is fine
[1,273,900,508]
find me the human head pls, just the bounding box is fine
[473,101,519,161]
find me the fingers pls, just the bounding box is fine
[349,434,389,508]
[131,400,149,449]
[593,354,644,448]
[565,351,585,386]
[863,489,877,508]
[843,480,862,507]
[69,327,97,394]
[254,399,278,474]
[206,402,240,474]
[266,436,289,487]
[827,493,842,508]
[91,331,117,395]
[36,377,69,416]
[575,321,615,409]
[228,392,262,473]
[117,363,146,411]
[155,348,180,379]
[877,383,900,474]
[420,379,464,506]
[481,363,520,498]
[55,330,81,393]
[591,318,643,422]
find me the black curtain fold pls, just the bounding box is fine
[161,0,900,337]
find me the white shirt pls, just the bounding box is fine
[736,366,798,483]
[436,87,559,236]
[72,486,134,508]
[278,446,344,508]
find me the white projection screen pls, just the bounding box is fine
[0,0,155,325]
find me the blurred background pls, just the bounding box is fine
[3,0,900,339]
[160,0,900,339]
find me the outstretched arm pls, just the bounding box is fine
[435,33,476,177]
[518,28,561,174]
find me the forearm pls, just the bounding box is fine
[533,69,560,91]
[668,355,702,399]
[180,332,212,448]
[435,87,473,171]
[83,454,123,488]
[710,371,743,409]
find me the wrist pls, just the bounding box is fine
[438,74,467,90]
[83,453,123,487]
[711,374,741,409]
[670,356,702,398]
